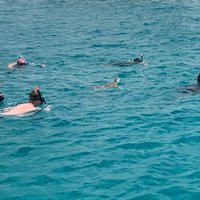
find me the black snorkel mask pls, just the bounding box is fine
[35,86,46,105]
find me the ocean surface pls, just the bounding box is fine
[1,0,200,199]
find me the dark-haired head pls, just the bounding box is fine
[29,90,42,105]
[133,54,143,64]
[133,58,141,63]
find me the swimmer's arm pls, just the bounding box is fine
[8,62,17,69]
[93,84,106,90]
[114,83,119,88]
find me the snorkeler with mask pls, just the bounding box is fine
[94,77,120,90]
[8,56,28,69]
[110,54,146,66]
[2,86,46,116]
[128,54,143,64]
[179,73,200,93]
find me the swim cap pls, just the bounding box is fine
[17,58,26,65]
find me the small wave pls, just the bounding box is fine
[12,147,35,157]
[29,63,46,68]
[43,105,52,112]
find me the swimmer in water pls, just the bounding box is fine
[128,54,143,64]
[94,77,120,90]
[8,56,28,69]
[179,73,200,93]
[110,54,146,66]
[2,86,46,116]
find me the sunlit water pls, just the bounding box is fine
[1,0,200,199]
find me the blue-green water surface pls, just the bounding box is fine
[1,0,200,199]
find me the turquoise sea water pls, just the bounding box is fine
[1,0,200,199]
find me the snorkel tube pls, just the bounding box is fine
[35,86,46,104]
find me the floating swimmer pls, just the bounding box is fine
[2,86,46,116]
[94,77,120,90]
[129,54,143,64]
[179,73,200,93]
[8,56,28,69]
[110,54,146,66]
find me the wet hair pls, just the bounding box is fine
[197,73,200,83]
[29,90,41,101]
[0,92,4,102]
[133,58,141,63]
[133,54,143,63]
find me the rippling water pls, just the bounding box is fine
[1,0,200,199]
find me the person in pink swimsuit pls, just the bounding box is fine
[8,57,28,69]
[3,86,46,116]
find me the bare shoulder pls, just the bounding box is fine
[8,62,17,69]
[3,103,36,116]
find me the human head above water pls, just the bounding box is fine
[17,57,26,65]
[133,54,143,63]
[29,86,46,105]
[114,77,120,83]
[29,90,41,103]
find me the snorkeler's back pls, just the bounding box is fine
[3,103,37,116]
[8,57,27,69]
[2,86,46,116]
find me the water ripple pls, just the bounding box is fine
[1,0,200,199]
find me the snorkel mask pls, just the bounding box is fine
[114,77,120,83]
[30,86,46,104]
